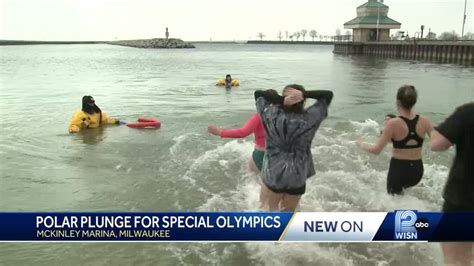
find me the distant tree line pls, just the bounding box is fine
[257,29,473,42]
[256,28,352,42]
[438,31,474,41]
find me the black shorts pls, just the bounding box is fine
[442,200,474,212]
[387,158,424,195]
[266,184,306,196]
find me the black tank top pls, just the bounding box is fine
[392,115,424,149]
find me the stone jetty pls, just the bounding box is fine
[107,38,195,49]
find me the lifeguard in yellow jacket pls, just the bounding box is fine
[68,96,122,133]
[216,74,239,88]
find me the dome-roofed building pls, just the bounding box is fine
[344,0,401,42]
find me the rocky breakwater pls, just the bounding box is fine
[108,38,195,49]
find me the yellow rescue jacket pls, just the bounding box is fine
[68,111,117,133]
[216,79,240,86]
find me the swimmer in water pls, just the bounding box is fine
[208,113,265,173]
[385,113,396,124]
[357,85,433,195]
[224,74,233,89]
[255,85,333,211]
[381,114,397,136]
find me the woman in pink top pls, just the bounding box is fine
[208,113,266,172]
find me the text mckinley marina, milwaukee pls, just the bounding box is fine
[36,229,171,239]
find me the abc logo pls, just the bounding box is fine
[415,218,430,231]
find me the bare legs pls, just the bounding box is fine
[260,184,301,212]
[280,194,301,212]
[442,243,473,266]
[248,157,259,174]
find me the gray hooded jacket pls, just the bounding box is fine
[255,89,333,190]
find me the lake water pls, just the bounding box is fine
[0,43,473,265]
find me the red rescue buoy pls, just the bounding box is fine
[127,118,161,128]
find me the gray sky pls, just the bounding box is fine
[1,0,472,41]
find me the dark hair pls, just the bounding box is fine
[225,74,231,79]
[385,114,396,119]
[283,84,306,113]
[397,85,417,110]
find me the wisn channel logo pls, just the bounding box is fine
[394,210,430,240]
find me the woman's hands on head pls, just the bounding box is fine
[283,88,304,106]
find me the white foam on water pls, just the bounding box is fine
[1,42,469,266]
[350,118,381,136]
[218,160,229,167]
[171,119,451,265]
[246,243,357,266]
[169,133,199,156]
[170,139,257,209]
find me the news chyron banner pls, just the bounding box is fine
[1,211,473,242]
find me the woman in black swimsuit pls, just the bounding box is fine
[357,85,433,195]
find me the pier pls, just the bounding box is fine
[333,41,474,65]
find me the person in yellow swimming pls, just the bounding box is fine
[68,96,123,133]
[216,74,239,88]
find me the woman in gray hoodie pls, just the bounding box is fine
[254,85,333,211]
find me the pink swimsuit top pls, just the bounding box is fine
[219,113,266,150]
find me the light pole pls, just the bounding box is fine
[376,3,380,41]
[376,0,385,41]
[462,0,467,38]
